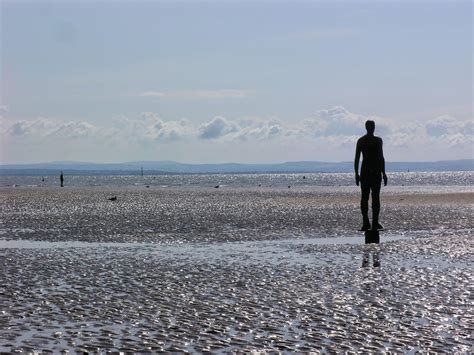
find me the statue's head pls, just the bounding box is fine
[365,120,375,134]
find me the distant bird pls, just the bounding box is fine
[214,185,220,188]
[108,196,117,201]
[146,185,150,188]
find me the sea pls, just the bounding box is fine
[1,171,473,188]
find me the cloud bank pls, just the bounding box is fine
[2,106,472,163]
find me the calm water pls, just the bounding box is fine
[1,171,473,188]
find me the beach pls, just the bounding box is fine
[3,0,472,351]
[0,177,473,352]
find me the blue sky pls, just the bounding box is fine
[1,0,472,164]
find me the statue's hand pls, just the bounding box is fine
[383,173,388,186]
[355,174,360,186]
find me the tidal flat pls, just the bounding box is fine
[0,185,472,352]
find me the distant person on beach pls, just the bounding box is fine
[60,171,64,187]
[354,120,387,231]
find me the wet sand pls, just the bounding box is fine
[1,186,472,243]
[0,186,473,352]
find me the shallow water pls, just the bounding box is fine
[0,234,412,270]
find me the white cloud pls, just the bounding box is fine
[416,115,473,150]
[110,113,194,142]
[6,118,97,139]
[197,117,287,141]
[234,118,285,141]
[199,116,239,139]
[386,132,413,147]
[442,133,471,147]
[425,115,468,136]
[147,118,194,142]
[139,89,254,99]
[303,106,392,137]
[49,121,97,139]
[8,118,57,137]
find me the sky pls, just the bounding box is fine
[0,0,472,164]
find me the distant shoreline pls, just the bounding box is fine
[0,159,472,176]
[1,169,474,176]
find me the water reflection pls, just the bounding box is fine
[362,230,381,267]
[362,250,380,268]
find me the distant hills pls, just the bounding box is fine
[0,159,472,175]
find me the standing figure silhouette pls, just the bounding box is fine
[60,171,64,188]
[354,120,387,231]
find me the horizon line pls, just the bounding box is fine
[1,158,473,167]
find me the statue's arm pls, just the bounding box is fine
[354,140,361,185]
[380,139,387,185]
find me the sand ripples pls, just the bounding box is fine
[0,233,472,352]
[0,186,472,352]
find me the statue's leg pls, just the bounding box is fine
[360,179,370,228]
[371,176,382,227]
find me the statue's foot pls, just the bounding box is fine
[359,222,371,231]
[372,222,384,231]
